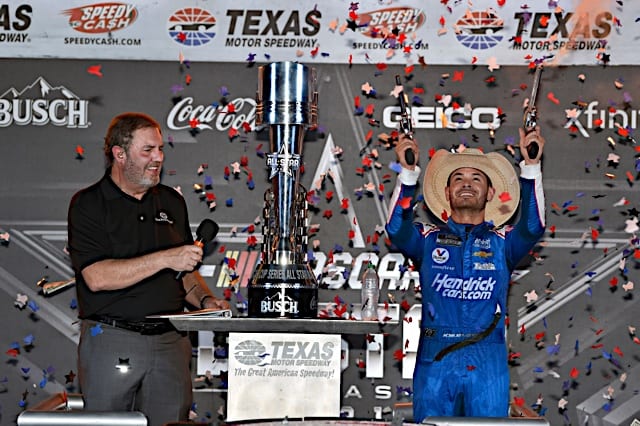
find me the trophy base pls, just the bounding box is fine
[247,264,318,319]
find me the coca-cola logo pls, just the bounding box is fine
[166,96,256,132]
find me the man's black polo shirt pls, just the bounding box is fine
[68,171,194,321]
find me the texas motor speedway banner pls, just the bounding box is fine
[227,333,341,421]
[0,0,637,66]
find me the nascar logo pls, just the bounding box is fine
[455,9,504,49]
[168,7,216,46]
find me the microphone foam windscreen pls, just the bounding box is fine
[197,219,219,242]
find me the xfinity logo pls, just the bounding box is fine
[0,77,89,128]
[565,101,640,138]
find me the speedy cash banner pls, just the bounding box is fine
[0,0,636,66]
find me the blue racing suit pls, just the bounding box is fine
[386,162,545,421]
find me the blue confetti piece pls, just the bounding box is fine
[602,401,613,412]
[539,407,547,416]
[219,86,230,97]
[333,244,343,253]
[389,161,403,173]
[543,317,547,329]
[21,367,30,375]
[504,135,516,145]
[427,302,436,320]
[342,269,350,280]
[70,298,78,309]
[585,287,592,297]
[204,175,213,186]
[10,341,19,350]
[90,323,103,337]
[247,180,255,190]
[602,350,612,360]
[354,106,364,115]
[225,198,233,207]
[39,377,47,388]
[19,399,27,408]
[547,344,560,355]
[27,300,39,312]
[533,366,544,373]
[576,192,585,198]
[23,334,34,346]
[562,200,573,208]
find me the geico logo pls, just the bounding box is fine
[382,105,501,130]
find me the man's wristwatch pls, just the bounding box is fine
[199,294,213,309]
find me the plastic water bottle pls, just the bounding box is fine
[361,262,379,321]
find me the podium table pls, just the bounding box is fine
[169,307,399,422]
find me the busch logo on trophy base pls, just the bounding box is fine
[247,61,319,318]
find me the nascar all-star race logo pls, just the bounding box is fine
[168,7,216,46]
[63,2,138,33]
[455,8,504,49]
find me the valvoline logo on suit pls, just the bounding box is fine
[431,247,449,264]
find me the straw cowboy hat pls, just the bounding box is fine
[423,148,520,227]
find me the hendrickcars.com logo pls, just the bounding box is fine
[63,2,138,33]
[168,7,216,46]
[455,8,504,49]
[357,7,426,37]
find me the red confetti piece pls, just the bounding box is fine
[399,197,412,209]
[400,300,411,312]
[539,15,550,27]
[354,96,361,108]
[87,64,103,77]
[393,349,406,361]
[466,365,476,371]
[613,346,624,357]
[535,332,545,341]
[513,397,525,407]
[226,103,236,113]
[547,92,560,105]
[591,228,599,241]
[75,145,85,157]
[322,210,333,219]
[376,63,388,71]
[498,192,512,203]
[185,74,192,85]
[189,118,200,128]
[364,104,375,116]
[570,367,579,378]
[592,343,604,349]
[365,129,373,142]
[609,276,618,288]
[228,127,239,139]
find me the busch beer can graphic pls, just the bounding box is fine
[248,62,319,318]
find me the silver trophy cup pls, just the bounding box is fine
[247,61,319,318]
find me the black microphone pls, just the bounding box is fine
[176,219,219,280]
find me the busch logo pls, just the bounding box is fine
[0,77,89,128]
[431,273,496,300]
[166,96,256,132]
[261,291,299,314]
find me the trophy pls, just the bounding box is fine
[247,61,319,318]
